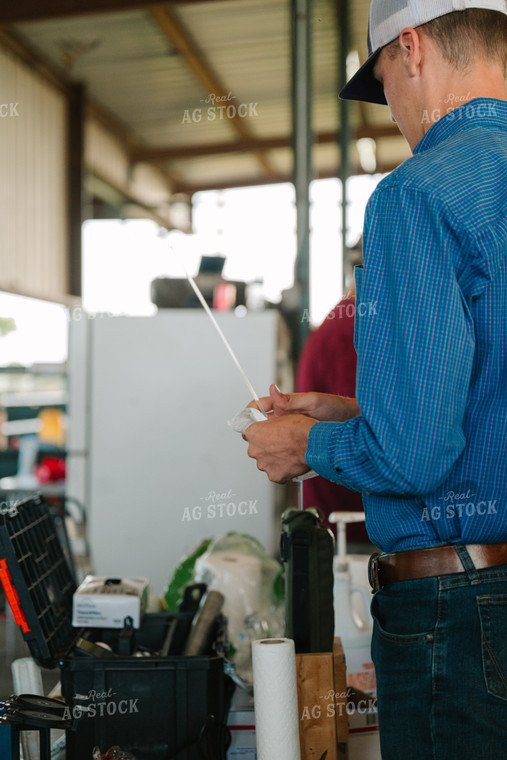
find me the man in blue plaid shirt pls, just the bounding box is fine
[244,1,507,756]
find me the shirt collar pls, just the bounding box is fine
[413,98,507,155]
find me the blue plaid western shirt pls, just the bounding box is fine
[306,98,507,552]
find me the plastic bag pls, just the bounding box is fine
[164,532,284,683]
[163,538,212,612]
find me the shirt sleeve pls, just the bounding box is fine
[306,182,477,497]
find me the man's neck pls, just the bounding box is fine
[419,64,507,138]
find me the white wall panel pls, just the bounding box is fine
[0,45,68,300]
[85,119,129,190]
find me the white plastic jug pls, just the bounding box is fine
[330,512,376,696]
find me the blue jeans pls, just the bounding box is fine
[370,546,507,760]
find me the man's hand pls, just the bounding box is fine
[243,413,318,484]
[248,384,360,422]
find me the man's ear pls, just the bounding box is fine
[398,27,423,77]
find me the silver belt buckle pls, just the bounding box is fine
[368,552,382,591]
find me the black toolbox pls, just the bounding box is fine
[0,495,234,759]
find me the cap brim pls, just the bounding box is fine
[339,48,387,106]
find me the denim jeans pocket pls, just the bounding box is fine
[477,594,507,701]
[371,592,434,644]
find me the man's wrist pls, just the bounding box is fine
[329,397,360,422]
[299,417,318,468]
[305,420,345,482]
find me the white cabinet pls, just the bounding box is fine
[67,310,283,593]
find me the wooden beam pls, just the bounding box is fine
[0,0,234,24]
[87,169,177,230]
[131,125,402,162]
[133,135,291,162]
[173,160,400,194]
[150,5,277,178]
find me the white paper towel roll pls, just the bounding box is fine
[252,638,301,760]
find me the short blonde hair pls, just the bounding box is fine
[386,9,507,72]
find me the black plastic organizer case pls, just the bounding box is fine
[0,495,233,760]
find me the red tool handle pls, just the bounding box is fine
[0,558,31,633]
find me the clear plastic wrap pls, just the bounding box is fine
[164,532,284,683]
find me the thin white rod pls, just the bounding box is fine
[171,246,264,410]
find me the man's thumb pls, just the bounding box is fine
[269,383,291,409]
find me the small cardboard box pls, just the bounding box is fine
[348,701,380,760]
[72,575,149,629]
[227,682,256,758]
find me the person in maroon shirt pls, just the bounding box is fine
[297,258,372,548]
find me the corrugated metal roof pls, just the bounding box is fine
[8,0,405,196]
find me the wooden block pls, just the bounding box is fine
[296,652,338,760]
[333,638,349,744]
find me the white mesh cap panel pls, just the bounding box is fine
[369,0,507,52]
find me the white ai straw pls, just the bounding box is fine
[170,245,266,414]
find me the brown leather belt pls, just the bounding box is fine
[368,543,507,591]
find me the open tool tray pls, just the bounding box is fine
[0,494,78,668]
[0,495,234,760]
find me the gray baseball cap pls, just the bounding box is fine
[340,0,507,105]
